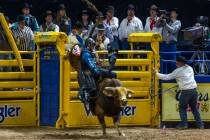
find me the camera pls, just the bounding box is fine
[156,10,170,27]
[182,16,209,46]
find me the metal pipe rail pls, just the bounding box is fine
[0,51,37,99]
[0,13,24,71]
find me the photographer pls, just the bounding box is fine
[158,8,181,73]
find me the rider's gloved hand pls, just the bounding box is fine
[100,69,117,78]
[109,71,117,78]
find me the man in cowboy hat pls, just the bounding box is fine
[88,11,113,42]
[13,2,39,33]
[154,56,204,129]
[67,21,84,49]
[55,4,71,35]
[12,15,34,51]
[94,24,110,50]
[144,4,162,33]
[79,10,93,39]
[104,6,119,50]
[80,10,93,31]
[118,4,143,50]
[40,10,59,32]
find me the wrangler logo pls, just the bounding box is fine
[83,104,137,117]
[0,105,21,123]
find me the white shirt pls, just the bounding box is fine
[68,33,80,48]
[104,17,119,37]
[103,37,110,50]
[95,36,110,50]
[156,65,197,90]
[118,16,143,41]
[144,16,162,34]
[40,22,59,32]
[12,26,34,51]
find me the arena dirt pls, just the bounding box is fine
[0,127,209,140]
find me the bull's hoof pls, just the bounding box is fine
[119,132,125,137]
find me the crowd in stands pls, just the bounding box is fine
[1,2,182,51]
[1,2,183,68]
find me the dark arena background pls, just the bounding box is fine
[1,0,210,28]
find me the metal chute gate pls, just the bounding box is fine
[0,12,162,127]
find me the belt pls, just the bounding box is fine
[163,41,176,45]
[180,88,196,92]
[122,38,128,41]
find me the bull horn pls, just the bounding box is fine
[103,87,116,97]
[104,87,116,91]
[127,89,134,94]
[126,89,134,98]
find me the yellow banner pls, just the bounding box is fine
[66,99,152,127]
[162,83,210,121]
[0,101,36,126]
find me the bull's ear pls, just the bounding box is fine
[103,87,116,97]
[127,89,134,98]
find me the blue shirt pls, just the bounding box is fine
[13,14,39,33]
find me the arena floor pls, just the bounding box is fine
[0,127,209,140]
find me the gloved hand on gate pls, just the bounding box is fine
[99,68,117,79]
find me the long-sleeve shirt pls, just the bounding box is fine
[88,22,114,42]
[39,22,59,32]
[104,17,119,37]
[162,19,181,42]
[13,14,40,33]
[56,17,72,35]
[118,16,143,41]
[144,16,162,34]
[156,65,197,90]
[12,26,34,51]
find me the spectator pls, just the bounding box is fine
[5,16,13,28]
[94,24,110,50]
[144,4,162,33]
[55,4,71,35]
[40,10,59,32]
[67,22,84,49]
[88,11,113,42]
[118,4,143,50]
[0,17,12,72]
[64,22,85,74]
[79,10,93,39]
[80,10,93,31]
[13,2,39,33]
[158,8,181,73]
[104,6,119,50]
[12,15,34,52]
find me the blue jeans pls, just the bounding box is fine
[179,89,203,127]
[120,39,129,50]
[119,39,130,70]
[111,36,119,50]
[160,41,177,73]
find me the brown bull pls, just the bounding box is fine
[90,78,134,136]
[66,48,133,136]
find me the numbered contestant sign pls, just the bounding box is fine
[162,83,210,121]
